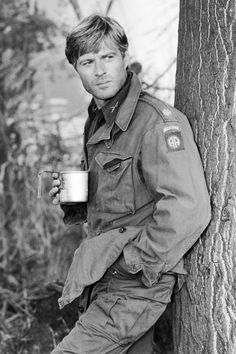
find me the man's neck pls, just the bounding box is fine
[94,97,106,109]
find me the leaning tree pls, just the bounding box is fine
[173,1,236,353]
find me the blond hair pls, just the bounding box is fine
[65,14,129,67]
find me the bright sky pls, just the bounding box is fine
[107,0,179,101]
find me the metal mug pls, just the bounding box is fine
[38,170,89,203]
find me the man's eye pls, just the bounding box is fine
[104,55,114,60]
[81,61,92,66]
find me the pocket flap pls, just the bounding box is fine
[95,152,132,171]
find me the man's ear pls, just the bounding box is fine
[124,52,130,69]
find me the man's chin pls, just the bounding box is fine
[95,91,117,101]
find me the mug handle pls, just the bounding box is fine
[37,170,59,198]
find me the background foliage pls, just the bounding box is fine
[0,1,73,352]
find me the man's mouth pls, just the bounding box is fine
[96,81,111,87]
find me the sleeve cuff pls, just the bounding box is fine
[123,243,165,287]
[61,203,87,225]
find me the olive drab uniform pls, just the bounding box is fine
[52,73,211,354]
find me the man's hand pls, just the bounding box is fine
[48,173,61,205]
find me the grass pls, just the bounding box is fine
[0,164,69,353]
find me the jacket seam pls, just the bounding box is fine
[138,94,178,124]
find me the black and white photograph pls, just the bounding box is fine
[0,1,235,353]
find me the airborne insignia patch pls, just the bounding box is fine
[163,127,185,152]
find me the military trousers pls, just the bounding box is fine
[51,264,176,354]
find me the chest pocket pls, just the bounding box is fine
[95,152,135,214]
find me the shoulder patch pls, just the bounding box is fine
[164,129,184,152]
[163,125,180,133]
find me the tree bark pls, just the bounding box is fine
[173,1,236,353]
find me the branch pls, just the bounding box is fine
[68,0,82,20]
[105,0,115,15]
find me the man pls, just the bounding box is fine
[49,14,211,354]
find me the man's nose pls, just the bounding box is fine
[94,60,106,76]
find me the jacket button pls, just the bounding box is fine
[105,140,112,149]
[78,306,84,313]
[119,227,126,233]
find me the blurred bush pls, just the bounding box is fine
[0,1,84,352]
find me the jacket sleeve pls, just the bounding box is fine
[61,203,87,225]
[123,116,211,286]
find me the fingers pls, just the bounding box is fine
[49,178,61,205]
[49,186,59,198]
[52,179,61,187]
[52,193,60,205]
[52,172,59,179]
[49,187,60,205]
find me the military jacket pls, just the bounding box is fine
[58,73,211,309]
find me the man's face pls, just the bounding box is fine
[76,39,129,107]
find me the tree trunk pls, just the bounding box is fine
[173,1,236,353]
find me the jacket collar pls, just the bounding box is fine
[115,73,142,132]
[87,73,142,145]
[102,71,133,127]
